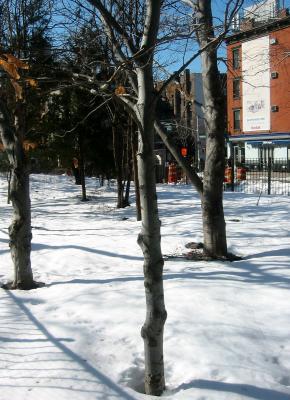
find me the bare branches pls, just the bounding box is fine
[86,0,138,56]
[156,30,226,96]
[63,95,113,135]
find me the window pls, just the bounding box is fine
[233,109,241,130]
[232,48,240,69]
[233,78,240,98]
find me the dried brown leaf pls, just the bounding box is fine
[3,54,29,69]
[115,85,126,95]
[0,59,20,80]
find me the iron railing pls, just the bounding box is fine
[224,158,290,195]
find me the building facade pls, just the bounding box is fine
[226,5,290,163]
[155,70,209,172]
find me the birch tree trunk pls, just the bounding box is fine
[134,2,167,394]
[78,131,87,202]
[136,67,167,394]
[131,123,141,221]
[86,0,166,394]
[0,99,36,289]
[196,0,228,257]
[112,121,125,208]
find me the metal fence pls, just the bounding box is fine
[224,158,290,195]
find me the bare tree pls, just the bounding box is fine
[56,0,244,393]
[195,0,228,257]
[0,95,37,289]
[0,0,54,289]
[177,0,244,258]
[74,0,244,393]
[83,0,167,395]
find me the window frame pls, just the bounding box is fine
[233,109,241,131]
[233,78,241,99]
[232,47,240,70]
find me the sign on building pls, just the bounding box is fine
[242,35,271,132]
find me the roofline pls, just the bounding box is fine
[225,16,290,45]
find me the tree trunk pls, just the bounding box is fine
[9,155,35,289]
[0,99,36,289]
[112,121,125,208]
[131,123,141,221]
[7,168,12,204]
[197,0,228,258]
[86,0,166,394]
[136,63,167,396]
[124,176,131,207]
[123,122,132,207]
[78,132,87,201]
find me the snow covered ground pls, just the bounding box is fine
[0,174,290,400]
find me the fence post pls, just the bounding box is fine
[268,157,272,195]
[230,146,235,192]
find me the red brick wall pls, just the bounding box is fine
[227,23,290,136]
[269,26,290,132]
[227,42,243,135]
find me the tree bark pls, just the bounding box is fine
[137,107,167,394]
[7,168,12,204]
[197,0,228,258]
[86,0,166,394]
[0,99,36,289]
[135,7,167,391]
[78,131,87,201]
[112,121,125,208]
[123,122,131,207]
[131,122,141,221]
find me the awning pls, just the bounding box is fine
[246,140,290,148]
[228,132,290,142]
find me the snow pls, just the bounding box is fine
[0,173,290,400]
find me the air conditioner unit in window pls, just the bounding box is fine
[271,71,278,79]
[271,105,279,112]
[270,37,278,45]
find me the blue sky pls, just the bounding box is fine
[165,0,290,74]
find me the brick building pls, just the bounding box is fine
[226,2,290,163]
[155,70,208,172]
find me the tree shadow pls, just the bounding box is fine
[0,237,10,255]
[46,276,144,287]
[0,289,139,399]
[45,251,290,289]
[173,379,290,400]
[162,258,290,289]
[31,242,143,261]
[243,248,290,260]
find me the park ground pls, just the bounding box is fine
[0,174,290,400]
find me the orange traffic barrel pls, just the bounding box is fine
[237,167,246,180]
[168,163,177,183]
[224,167,232,183]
